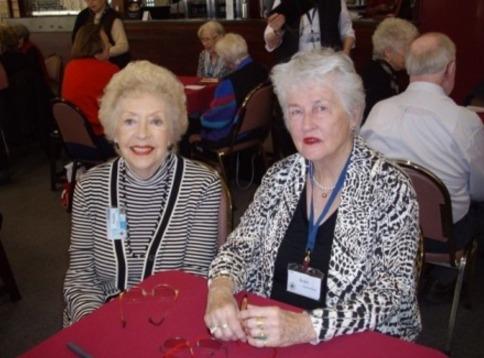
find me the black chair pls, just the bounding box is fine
[51,98,113,212]
[190,83,275,184]
[0,212,21,302]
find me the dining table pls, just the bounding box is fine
[21,270,447,358]
[179,76,217,115]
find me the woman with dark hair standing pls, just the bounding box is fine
[72,0,131,68]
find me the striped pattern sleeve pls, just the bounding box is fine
[201,79,237,129]
[63,177,108,325]
[63,157,222,326]
[182,164,222,275]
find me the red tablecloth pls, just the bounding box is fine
[179,76,216,115]
[21,271,447,358]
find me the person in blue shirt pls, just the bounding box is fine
[200,33,268,146]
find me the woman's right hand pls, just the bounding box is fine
[204,277,247,342]
[267,13,286,33]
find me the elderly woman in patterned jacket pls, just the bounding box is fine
[204,49,421,347]
[63,60,222,326]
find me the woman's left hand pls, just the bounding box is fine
[239,304,317,347]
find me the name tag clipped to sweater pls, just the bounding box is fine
[107,207,127,241]
[287,262,323,301]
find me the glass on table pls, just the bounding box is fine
[161,336,278,358]
[161,336,227,358]
[118,284,179,328]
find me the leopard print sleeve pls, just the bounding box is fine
[313,159,421,341]
[208,156,301,293]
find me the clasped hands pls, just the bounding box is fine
[204,280,317,348]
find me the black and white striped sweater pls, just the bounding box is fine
[63,154,221,325]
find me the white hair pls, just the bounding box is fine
[372,18,419,60]
[405,32,456,76]
[271,49,365,127]
[215,33,248,67]
[99,60,188,144]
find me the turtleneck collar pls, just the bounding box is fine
[121,153,175,187]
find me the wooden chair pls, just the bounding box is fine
[44,54,63,96]
[191,82,274,184]
[395,159,477,354]
[51,99,112,212]
[0,212,21,302]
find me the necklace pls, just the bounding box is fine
[311,175,335,199]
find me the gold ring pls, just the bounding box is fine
[255,317,264,329]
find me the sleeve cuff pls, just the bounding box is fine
[308,308,323,344]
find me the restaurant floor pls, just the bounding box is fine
[0,147,483,358]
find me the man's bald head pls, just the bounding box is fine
[406,32,456,77]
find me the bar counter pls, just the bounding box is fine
[8,16,376,75]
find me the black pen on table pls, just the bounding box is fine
[67,341,93,358]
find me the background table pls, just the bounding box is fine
[179,76,216,115]
[21,271,447,358]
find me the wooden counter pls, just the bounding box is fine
[28,18,376,76]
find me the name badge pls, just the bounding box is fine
[287,263,323,301]
[107,207,127,241]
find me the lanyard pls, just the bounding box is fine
[303,155,351,270]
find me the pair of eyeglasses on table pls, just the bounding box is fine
[160,336,278,358]
[118,283,179,328]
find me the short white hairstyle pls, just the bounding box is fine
[406,32,456,76]
[271,49,365,127]
[372,18,419,60]
[215,33,248,66]
[99,60,188,145]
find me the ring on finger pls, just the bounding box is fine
[255,328,267,341]
[255,316,265,329]
[221,323,229,330]
[209,325,219,335]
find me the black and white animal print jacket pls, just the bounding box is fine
[209,136,422,341]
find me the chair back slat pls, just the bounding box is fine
[237,83,274,135]
[52,99,107,162]
[53,101,97,148]
[395,160,454,248]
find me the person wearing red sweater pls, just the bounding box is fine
[62,23,119,141]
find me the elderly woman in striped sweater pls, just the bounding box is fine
[63,60,222,326]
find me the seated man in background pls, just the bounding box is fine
[361,32,484,254]
[200,33,268,147]
[62,23,119,158]
[362,17,418,122]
